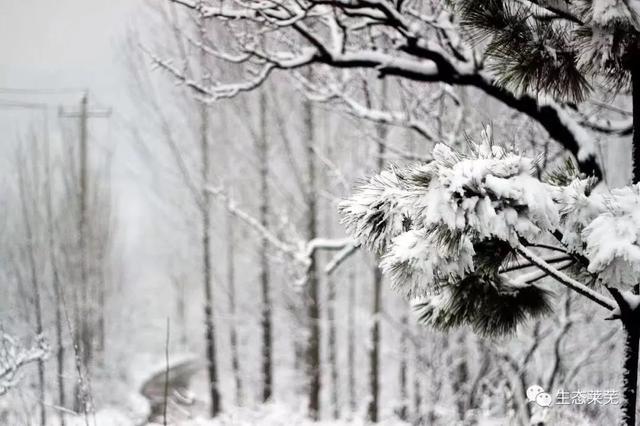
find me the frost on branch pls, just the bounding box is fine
[340,130,556,336]
[0,332,48,396]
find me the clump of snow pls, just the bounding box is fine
[423,140,559,243]
[622,290,640,310]
[577,0,639,72]
[546,176,640,289]
[553,104,596,162]
[553,176,603,251]
[341,128,558,297]
[556,179,640,288]
[582,185,640,287]
[591,0,634,26]
[380,229,475,298]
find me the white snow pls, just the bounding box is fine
[381,229,475,298]
[423,137,559,244]
[342,129,560,297]
[621,290,640,311]
[554,104,596,162]
[591,0,633,26]
[582,185,640,287]
[52,408,134,426]
[148,403,411,426]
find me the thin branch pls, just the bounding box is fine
[206,185,298,258]
[206,185,356,270]
[515,244,615,311]
[499,254,572,273]
[325,242,360,274]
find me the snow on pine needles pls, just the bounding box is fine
[340,128,640,336]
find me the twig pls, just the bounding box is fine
[325,242,360,274]
[515,244,616,311]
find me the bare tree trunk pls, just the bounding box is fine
[367,79,387,424]
[347,267,356,414]
[199,24,221,415]
[323,114,339,420]
[172,277,187,348]
[398,127,413,422]
[96,276,105,355]
[452,332,469,421]
[76,92,93,414]
[424,332,439,425]
[414,366,423,423]
[303,95,321,420]
[17,150,46,426]
[44,115,66,425]
[327,278,338,419]
[367,265,382,423]
[201,124,220,417]
[398,313,408,421]
[226,206,242,406]
[258,88,273,403]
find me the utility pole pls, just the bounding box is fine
[0,90,109,421]
[79,92,90,376]
[58,91,110,413]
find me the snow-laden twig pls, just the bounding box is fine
[206,186,298,258]
[499,253,572,273]
[516,243,616,310]
[206,186,356,272]
[503,259,574,286]
[297,75,439,142]
[0,332,49,395]
[325,242,360,274]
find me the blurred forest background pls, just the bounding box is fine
[0,1,635,425]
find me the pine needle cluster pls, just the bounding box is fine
[340,129,557,336]
[454,0,640,100]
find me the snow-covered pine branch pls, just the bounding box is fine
[340,127,640,335]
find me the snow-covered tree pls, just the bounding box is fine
[454,0,640,176]
[341,126,640,425]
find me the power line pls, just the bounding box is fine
[0,87,85,95]
[0,99,48,110]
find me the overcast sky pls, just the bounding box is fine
[0,0,137,101]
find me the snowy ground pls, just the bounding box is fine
[55,404,413,426]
